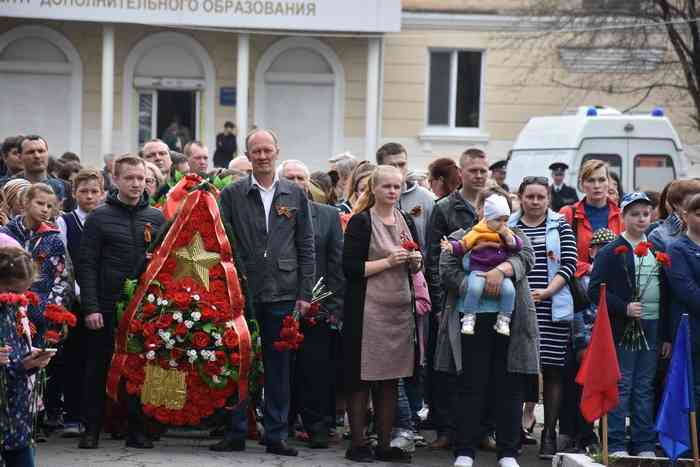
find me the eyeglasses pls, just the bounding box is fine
[145,178,157,185]
[521,176,549,187]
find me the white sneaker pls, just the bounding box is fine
[494,313,511,336]
[637,451,657,458]
[454,456,474,467]
[610,451,629,457]
[390,429,416,453]
[461,313,476,335]
[498,457,520,467]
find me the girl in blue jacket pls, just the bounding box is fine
[0,247,55,467]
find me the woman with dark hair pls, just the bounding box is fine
[608,171,623,206]
[428,158,461,200]
[337,161,377,214]
[510,177,577,458]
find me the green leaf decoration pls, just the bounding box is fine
[202,323,214,334]
[126,337,144,353]
[173,170,184,183]
[115,302,125,321]
[123,279,138,300]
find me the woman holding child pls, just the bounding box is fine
[436,185,538,467]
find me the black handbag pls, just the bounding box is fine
[568,207,592,312]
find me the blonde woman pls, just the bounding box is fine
[342,165,422,463]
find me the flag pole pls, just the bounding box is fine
[602,414,609,466]
[691,411,700,467]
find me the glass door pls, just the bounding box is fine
[138,90,157,147]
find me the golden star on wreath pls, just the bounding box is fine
[173,232,221,290]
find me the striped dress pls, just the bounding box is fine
[517,217,577,367]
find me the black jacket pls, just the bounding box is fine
[310,202,344,323]
[588,236,670,344]
[219,176,315,304]
[78,191,165,316]
[425,191,478,315]
[550,184,579,212]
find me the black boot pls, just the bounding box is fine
[125,431,154,449]
[539,429,558,459]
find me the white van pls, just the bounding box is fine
[504,106,689,194]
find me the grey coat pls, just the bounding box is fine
[220,176,315,304]
[434,227,540,375]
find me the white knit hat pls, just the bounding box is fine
[483,194,511,221]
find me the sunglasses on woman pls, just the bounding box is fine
[521,176,549,187]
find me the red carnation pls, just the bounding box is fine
[614,245,629,255]
[656,252,672,267]
[273,341,290,352]
[223,329,239,349]
[142,322,157,338]
[401,239,419,251]
[45,329,61,344]
[24,291,39,307]
[171,348,184,360]
[307,302,321,317]
[634,241,652,258]
[145,335,161,350]
[192,331,210,349]
[215,351,226,366]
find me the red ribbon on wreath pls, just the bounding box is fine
[107,187,251,405]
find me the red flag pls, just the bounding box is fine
[575,283,621,422]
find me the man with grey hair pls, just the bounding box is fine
[142,138,172,177]
[328,152,357,204]
[278,159,343,449]
[183,140,209,175]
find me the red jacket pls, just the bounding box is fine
[560,198,623,278]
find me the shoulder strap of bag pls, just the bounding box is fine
[570,206,579,240]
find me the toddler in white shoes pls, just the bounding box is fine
[441,193,522,337]
[454,455,520,467]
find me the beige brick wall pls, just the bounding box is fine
[402,0,526,13]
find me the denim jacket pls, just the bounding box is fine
[509,209,574,322]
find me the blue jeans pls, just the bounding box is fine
[608,319,658,454]
[459,271,515,316]
[394,379,413,430]
[224,301,295,443]
[1,446,34,467]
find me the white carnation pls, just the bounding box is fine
[146,351,155,360]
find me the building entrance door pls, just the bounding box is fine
[138,89,198,151]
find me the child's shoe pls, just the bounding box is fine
[460,313,476,335]
[494,313,511,336]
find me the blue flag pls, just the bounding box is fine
[656,315,695,461]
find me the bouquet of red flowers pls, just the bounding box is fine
[616,242,672,351]
[274,277,334,352]
[43,303,77,346]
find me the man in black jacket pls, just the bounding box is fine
[424,148,487,449]
[549,162,579,212]
[278,159,344,449]
[213,129,315,457]
[78,154,165,449]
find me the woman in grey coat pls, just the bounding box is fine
[434,187,539,467]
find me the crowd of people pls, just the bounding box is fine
[1,129,700,467]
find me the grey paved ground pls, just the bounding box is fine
[36,430,546,467]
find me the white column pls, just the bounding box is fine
[236,33,250,155]
[365,37,381,160]
[100,25,115,158]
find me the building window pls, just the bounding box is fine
[427,50,483,129]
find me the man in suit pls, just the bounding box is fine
[549,162,579,211]
[213,129,315,457]
[278,159,344,449]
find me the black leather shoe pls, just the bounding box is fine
[78,431,99,449]
[209,438,246,452]
[375,446,412,463]
[521,427,538,446]
[125,432,154,449]
[539,430,558,459]
[266,440,298,456]
[346,445,374,463]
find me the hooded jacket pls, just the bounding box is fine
[78,191,165,317]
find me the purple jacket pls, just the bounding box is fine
[450,235,523,273]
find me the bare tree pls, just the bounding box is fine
[509,1,700,126]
